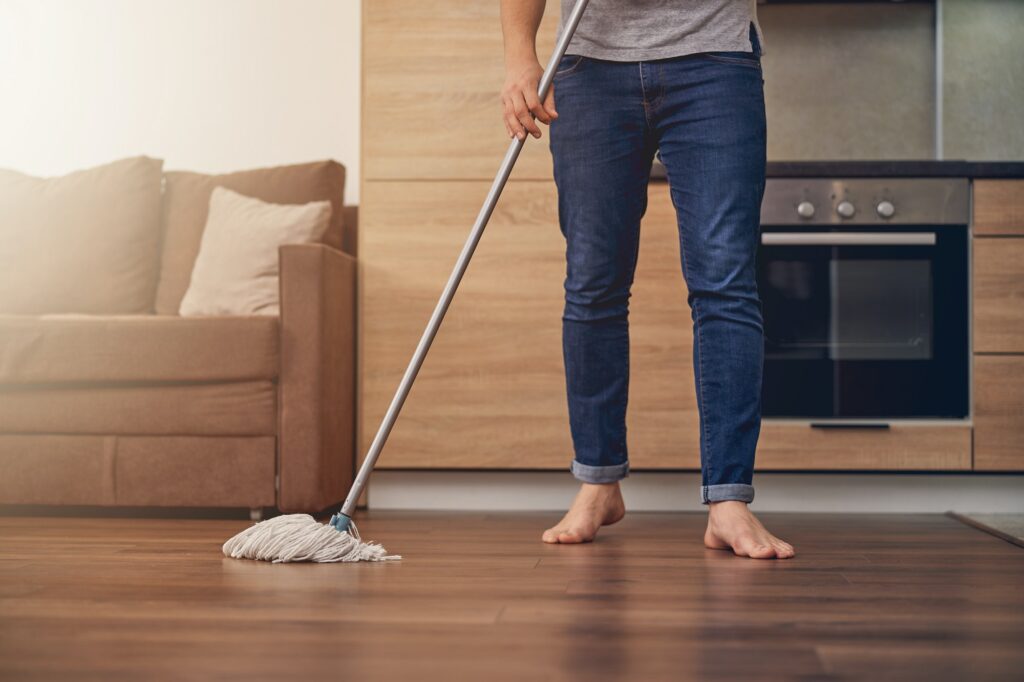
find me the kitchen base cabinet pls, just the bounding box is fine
[972,180,1024,236]
[973,238,1024,353]
[756,423,972,470]
[974,356,1024,471]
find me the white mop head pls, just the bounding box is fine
[222,514,401,563]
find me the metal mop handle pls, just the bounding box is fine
[332,0,591,529]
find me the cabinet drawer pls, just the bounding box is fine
[973,237,1024,353]
[756,423,972,470]
[975,356,1024,471]
[973,180,1024,236]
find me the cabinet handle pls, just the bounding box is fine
[810,422,891,430]
[762,232,935,246]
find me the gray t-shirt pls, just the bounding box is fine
[557,0,765,62]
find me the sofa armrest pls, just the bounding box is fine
[277,242,356,512]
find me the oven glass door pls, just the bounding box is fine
[758,226,968,418]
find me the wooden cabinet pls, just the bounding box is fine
[757,423,971,471]
[974,356,1024,471]
[360,183,701,469]
[363,0,559,182]
[973,237,1024,353]
[971,179,1024,471]
[362,0,993,473]
[973,180,1024,236]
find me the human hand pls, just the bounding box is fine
[501,57,557,140]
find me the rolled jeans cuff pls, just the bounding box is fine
[571,459,629,484]
[701,483,755,505]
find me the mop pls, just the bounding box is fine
[222,0,593,563]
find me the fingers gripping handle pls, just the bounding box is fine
[338,0,591,520]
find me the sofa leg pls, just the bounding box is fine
[249,507,264,522]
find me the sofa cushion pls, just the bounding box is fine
[0,156,165,315]
[0,380,276,436]
[155,160,347,315]
[0,313,279,384]
[179,187,332,316]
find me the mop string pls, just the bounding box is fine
[222,514,401,563]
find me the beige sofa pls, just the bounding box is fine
[0,157,358,514]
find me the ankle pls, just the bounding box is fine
[578,481,621,499]
[707,500,749,518]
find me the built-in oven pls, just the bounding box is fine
[757,178,970,420]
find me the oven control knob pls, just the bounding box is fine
[836,200,856,219]
[876,200,896,219]
[796,201,815,219]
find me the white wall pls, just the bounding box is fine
[369,471,1024,514]
[0,0,362,201]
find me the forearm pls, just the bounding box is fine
[501,0,546,64]
[500,0,555,140]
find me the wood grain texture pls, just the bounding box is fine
[360,0,980,474]
[757,423,972,471]
[974,355,1024,471]
[363,0,560,180]
[973,237,1024,353]
[360,182,699,470]
[1,512,1023,681]
[973,180,1024,236]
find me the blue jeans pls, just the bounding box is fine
[548,25,766,505]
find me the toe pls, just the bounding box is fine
[743,540,777,559]
[557,530,586,544]
[542,528,562,544]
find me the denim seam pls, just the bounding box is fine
[694,296,712,486]
[674,198,712,488]
[555,55,585,77]
[638,63,654,131]
[649,63,666,114]
[618,202,645,462]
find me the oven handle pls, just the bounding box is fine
[761,232,936,246]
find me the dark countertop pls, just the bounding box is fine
[650,159,1024,180]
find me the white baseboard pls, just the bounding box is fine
[367,471,1024,514]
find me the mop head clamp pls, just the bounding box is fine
[329,512,352,533]
[222,513,401,563]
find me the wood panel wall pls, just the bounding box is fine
[363,1,560,181]
[361,1,703,471]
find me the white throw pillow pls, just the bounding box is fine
[179,186,332,316]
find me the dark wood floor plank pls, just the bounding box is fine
[1,511,1021,681]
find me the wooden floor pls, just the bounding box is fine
[1,511,1022,681]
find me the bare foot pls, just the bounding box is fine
[542,482,625,544]
[704,500,795,559]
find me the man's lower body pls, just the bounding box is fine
[543,26,793,559]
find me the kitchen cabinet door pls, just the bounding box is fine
[360,182,700,470]
[756,423,971,471]
[973,237,1024,353]
[974,355,1024,471]
[973,180,1024,236]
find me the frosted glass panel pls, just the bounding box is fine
[942,0,1024,160]
[759,4,936,161]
